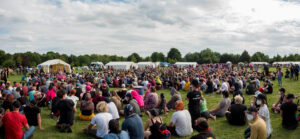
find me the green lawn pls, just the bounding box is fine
[6,72,300,139]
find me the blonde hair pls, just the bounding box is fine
[234,95,243,104]
[96,101,108,113]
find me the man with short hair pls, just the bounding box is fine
[244,106,267,139]
[280,93,298,130]
[186,79,201,128]
[56,89,76,133]
[0,101,35,139]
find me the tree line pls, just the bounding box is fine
[0,48,299,67]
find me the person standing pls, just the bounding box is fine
[277,68,283,86]
[186,79,201,128]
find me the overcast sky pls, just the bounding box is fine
[0,0,300,57]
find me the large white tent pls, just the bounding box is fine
[137,62,155,69]
[174,62,197,68]
[105,62,136,70]
[38,59,71,73]
[250,62,269,66]
[90,62,104,70]
[273,62,300,67]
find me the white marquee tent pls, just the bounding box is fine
[273,62,300,66]
[250,62,269,66]
[174,62,197,68]
[137,62,156,69]
[105,62,136,70]
[38,59,71,73]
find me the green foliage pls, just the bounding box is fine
[2,59,15,67]
[167,48,181,61]
[239,50,251,63]
[151,52,165,62]
[127,53,142,62]
[251,52,269,62]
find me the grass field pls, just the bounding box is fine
[6,71,300,139]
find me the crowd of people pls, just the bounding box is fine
[0,63,299,139]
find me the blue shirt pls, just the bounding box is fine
[122,114,144,139]
[103,131,130,139]
[29,90,36,101]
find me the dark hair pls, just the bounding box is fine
[49,83,54,90]
[108,119,121,134]
[160,93,165,99]
[279,88,285,93]
[57,89,66,99]
[20,90,24,96]
[222,91,229,98]
[12,101,21,109]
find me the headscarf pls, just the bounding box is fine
[124,104,135,118]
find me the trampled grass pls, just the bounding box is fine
[6,71,300,139]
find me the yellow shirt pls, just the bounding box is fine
[250,117,267,139]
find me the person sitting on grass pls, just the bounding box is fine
[122,104,144,139]
[83,101,113,138]
[104,97,120,120]
[199,93,216,120]
[0,101,35,139]
[191,118,216,139]
[209,90,231,117]
[244,106,267,139]
[166,87,181,110]
[167,101,193,137]
[24,100,44,130]
[79,93,95,121]
[272,88,286,113]
[256,94,272,138]
[124,93,141,116]
[226,95,247,125]
[56,89,76,133]
[110,90,123,115]
[280,93,298,130]
[144,86,159,110]
[103,119,129,139]
[66,89,79,107]
[144,109,163,139]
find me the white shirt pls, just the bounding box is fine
[108,102,120,119]
[180,81,186,90]
[221,82,228,91]
[259,104,272,137]
[66,95,79,107]
[91,113,113,138]
[171,110,193,137]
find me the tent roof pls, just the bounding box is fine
[174,62,197,65]
[39,59,70,66]
[137,62,154,65]
[105,61,135,66]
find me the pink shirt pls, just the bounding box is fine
[46,89,56,102]
[131,90,144,107]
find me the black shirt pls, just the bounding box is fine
[187,91,201,116]
[280,102,298,127]
[17,96,29,105]
[24,106,41,126]
[57,99,75,125]
[2,101,13,112]
[75,87,82,99]
[229,104,247,125]
[190,131,216,139]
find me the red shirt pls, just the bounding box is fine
[2,111,27,139]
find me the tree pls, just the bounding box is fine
[151,52,165,62]
[198,48,220,64]
[251,52,269,62]
[184,52,200,62]
[2,59,15,67]
[239,50,251,63]
[127,53,142,62]
[167,48,181,61]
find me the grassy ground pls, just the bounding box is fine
[6,70,300,139]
